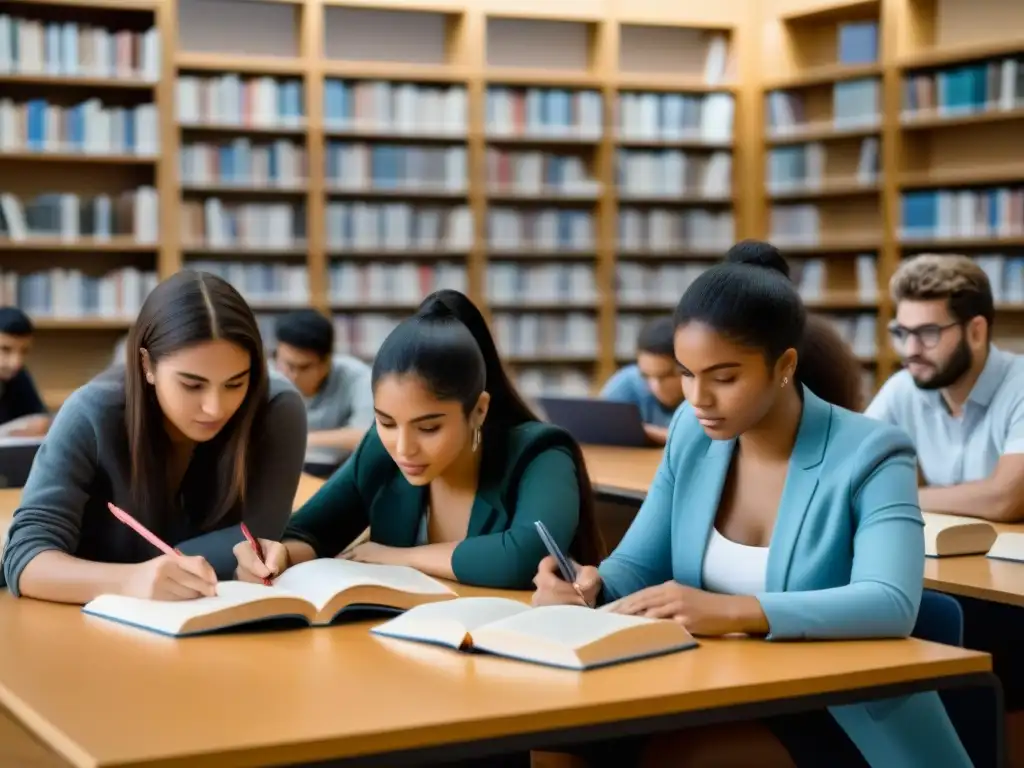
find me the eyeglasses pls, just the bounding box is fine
[887,321,960,350]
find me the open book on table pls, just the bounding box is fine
[923,512,997,557]
[82,559,457,637]
[371,596,698,670]
[986,531,1024,563]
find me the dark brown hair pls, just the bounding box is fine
[125,270,269,528]
[372,289,606,565]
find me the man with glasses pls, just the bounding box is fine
[865,253,1024,523]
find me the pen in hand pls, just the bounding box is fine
[534,520,593,609]
[240,522,273,586]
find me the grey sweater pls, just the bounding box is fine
[0,373,307,596]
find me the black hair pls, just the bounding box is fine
[372,289,605,564]
[637,316,676,357]
[275,309,334,358]
[0,307,33,336]
[675,241,864,412]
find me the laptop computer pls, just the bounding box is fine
[536,396,652,448]
[0,437,42,488]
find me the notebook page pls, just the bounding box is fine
[274,559,454,610]
[481,605,663,649]
[83,581,282,634]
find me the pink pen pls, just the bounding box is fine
[107,502,181,557]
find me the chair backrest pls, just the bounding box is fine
[913,589,964,647]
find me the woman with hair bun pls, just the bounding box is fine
[533,251,969,767]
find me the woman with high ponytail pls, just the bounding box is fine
[235,289,603,590]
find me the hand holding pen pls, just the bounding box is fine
[532,521,602,609]
[107,502,217,601]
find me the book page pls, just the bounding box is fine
[379,596,529,635]
[922,512,992,531]
[83,581,286,635]
[478,605,661,649]
[273,558,455,611]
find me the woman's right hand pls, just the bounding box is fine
[532,555,602,608]
[232,539,290,583]
[122,554,218,601]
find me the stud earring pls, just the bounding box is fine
[472,427,481,453]
[146,373,154,384]
[781,376,789,388]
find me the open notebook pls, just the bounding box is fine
[82,559,457,637]
[923,512,997,557]
[986,532,1024,563]
[371,596,698,670]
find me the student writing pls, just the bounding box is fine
[235,289,603,590]
[0,271,307,604]
[866,253,1024,522]
[532,254,969,767]
[599,315,683,445]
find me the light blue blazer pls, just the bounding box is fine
[598,387,971,768]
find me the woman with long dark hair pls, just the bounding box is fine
[532,252,969,767]
[235,289,603,589]
[1,270,307,604]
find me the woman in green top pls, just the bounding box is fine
[234,289,603,589]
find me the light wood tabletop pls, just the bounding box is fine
[0,586,993,768]
[581,445,661,497]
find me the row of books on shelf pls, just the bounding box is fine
[901,188,1024,241]
[181,200,305,251]
[0,188,158,242]
[325,80,466,137]
[485,88,602,140]
[487,150,598,197]
[618,209,734,253]
[177,76,304,131]
[517,369,591,398]
[618,150,731,200]
[766,139,878,193]
[328,144,468,194]
[766,80,880,136]
[329,263,467,307]
[489,208,594,252]
[326,203,473,253]
[1,267,157,319]
[902,57,1024,119]
[821,314,877,359]
[971,255,1024,305]
[488,264,596,306]
[0,99,160,157]
[615,92,734,144]
[186,262,308,308]
[795,257,878,303]
[768,205,860,245]
[0,17,159,81]
[180,140,307,189]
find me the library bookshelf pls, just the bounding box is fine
[0,0,758,406]
[760,0,1024,398]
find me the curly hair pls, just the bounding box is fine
[890,254,994,331]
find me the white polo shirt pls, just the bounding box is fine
[865,345,1024,485]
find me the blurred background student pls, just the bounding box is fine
[599,315,684,445]
[0,307,50,439]
[272,309,374,478]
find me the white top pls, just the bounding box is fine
[701,527,769,595]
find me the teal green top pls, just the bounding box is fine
[283,421,582,589]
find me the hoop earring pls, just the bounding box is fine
[472,427,481,453]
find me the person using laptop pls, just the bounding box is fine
[600,315,683,445]
[865,253,1024,523]
[0,307,50,438]
[273,309,374,476]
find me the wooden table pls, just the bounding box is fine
[0,586,998,768]
[582,445,661,501]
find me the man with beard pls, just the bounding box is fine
[865,253,1024,522]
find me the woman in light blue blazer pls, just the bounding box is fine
[533,250,971,767]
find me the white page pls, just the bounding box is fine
[380,596,528,634]
[481,605,662,649]
[273,559,454,611]
[84,581,283,635]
